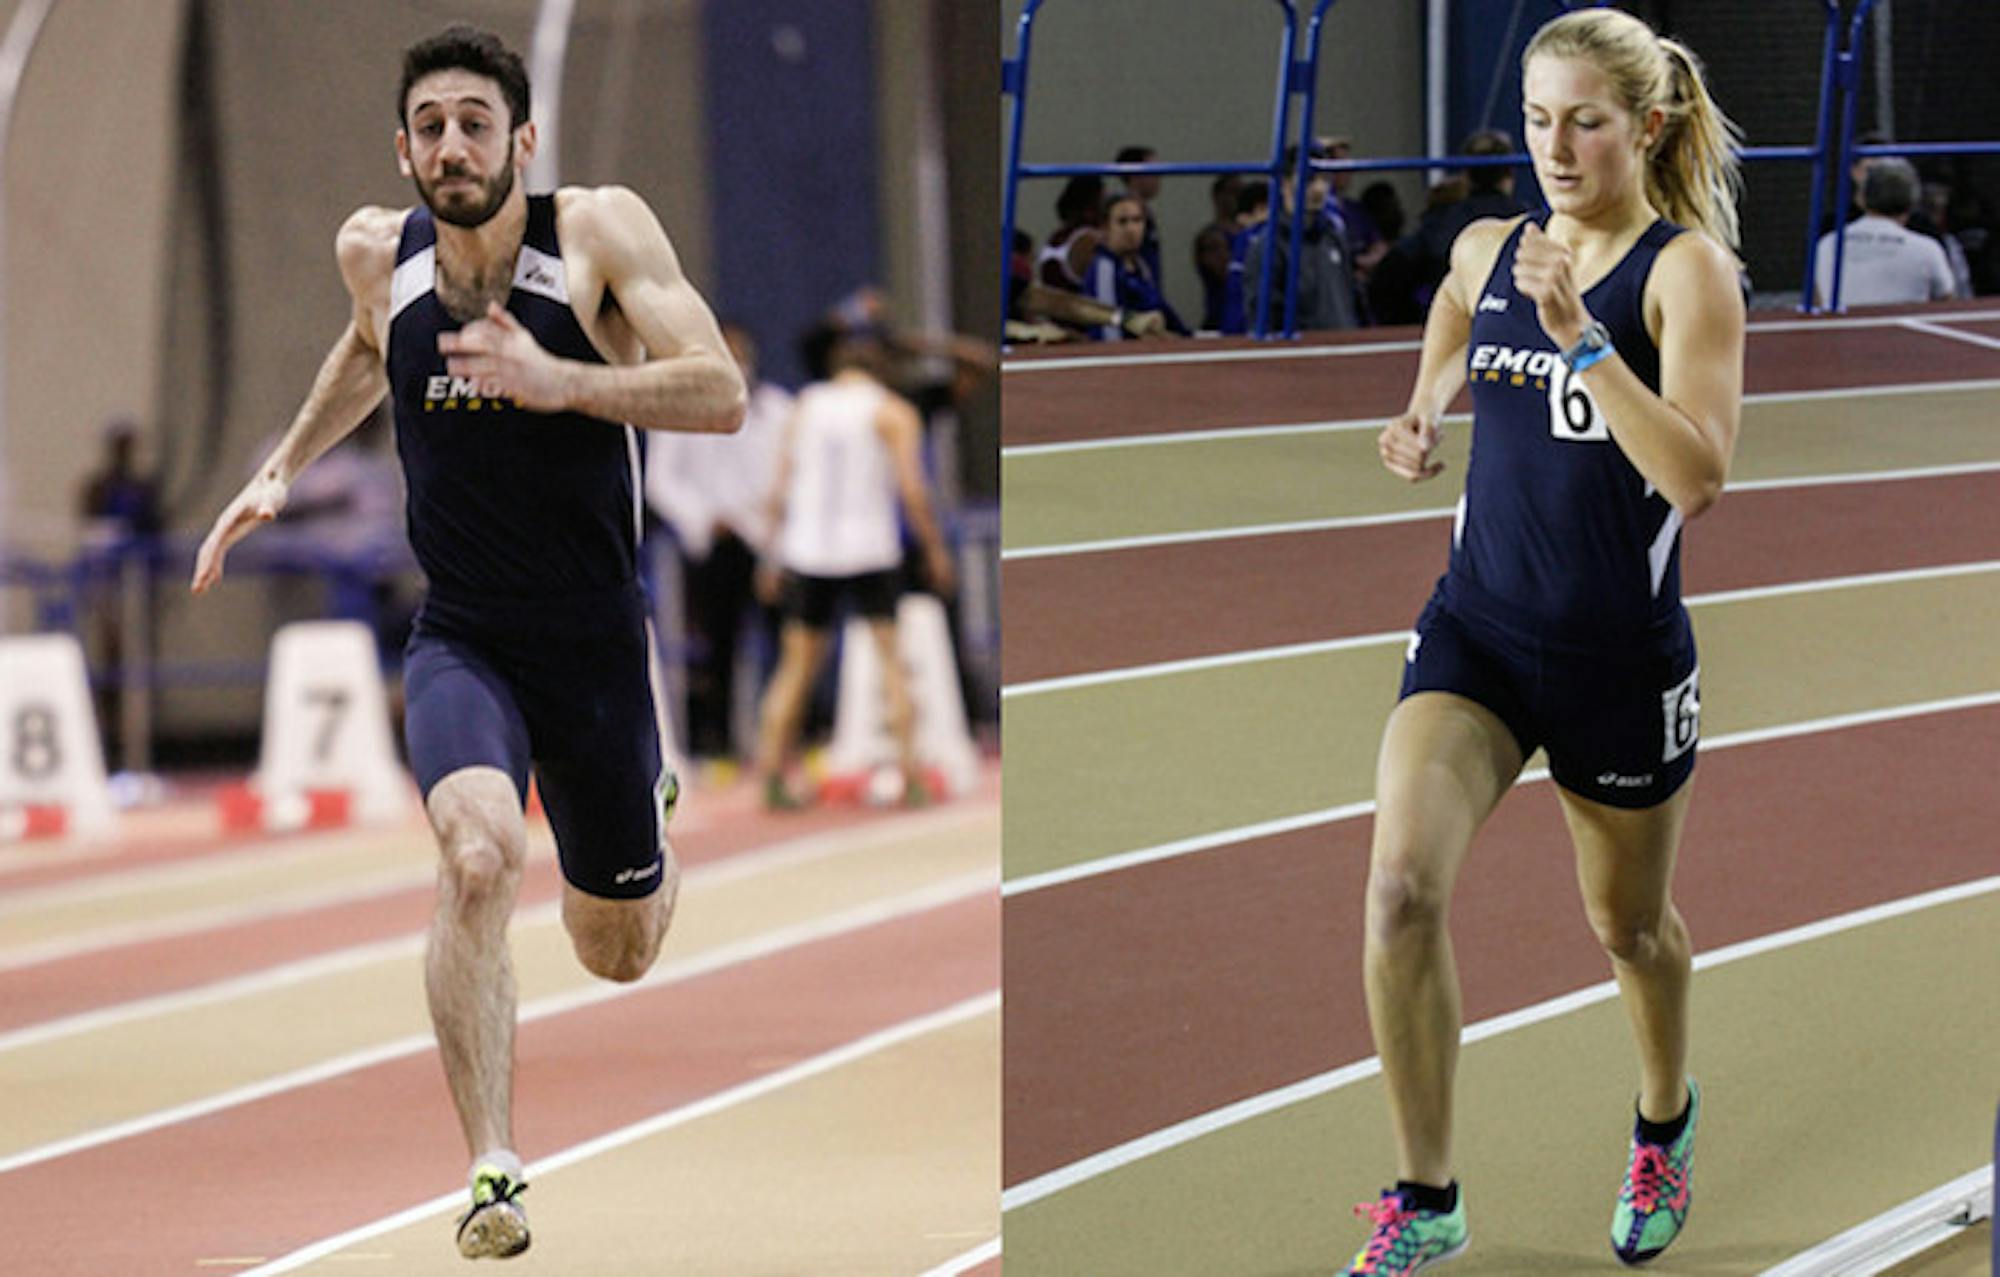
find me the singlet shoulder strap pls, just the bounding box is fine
[396,205,436,262]
[523,192,560,255]
[1474,209,1546,300]
[390,208,437,324]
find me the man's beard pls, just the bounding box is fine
[416,139,516,229]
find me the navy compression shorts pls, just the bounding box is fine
[403,585,673,898]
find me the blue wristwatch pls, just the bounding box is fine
[1561,320,1615,373]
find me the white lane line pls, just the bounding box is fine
[1002,559,2000,699]
[1762,1167,1993,1276]
[1001,377,2000,459]
[240,992,999,1276]
[1004,509,1448,561]
[1006,632,1408,700]
[1006,414,1405,457]
[0,808,995,1054]
[1000,876,2000,1211]
[1002,460,2000,561]
[1005,338,1420,374]
[0,802,989,975]
[0,869,994,1174]
[1001,312,2000,375]
[1002,689,2000,897]
[0,867,434,974]
[917,1237,1002,1276]
[0,830,412,916]
[1901,317,2000,353]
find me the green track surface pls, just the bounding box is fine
[1004,890,2000,1275]
[1004,388,2000,551]
[1003,571,2000,882]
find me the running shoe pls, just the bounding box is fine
[657,767,680,826]
[456,1164,530,1259]
[1611,1078,1700,1265]
[1340,1188,1469,1275]
[762,774,807,811]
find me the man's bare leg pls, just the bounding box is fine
[423,766,533,1257]
[866,618,925,799]
[753,622,832,805]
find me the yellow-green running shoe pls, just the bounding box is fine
[1340,1188,1469,1275]
[456,1164,530,1260]
[1611,1078,1699,1265]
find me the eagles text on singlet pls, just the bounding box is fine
[1468,343,1561,387]
[422,375,516,412]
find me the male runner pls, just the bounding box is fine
[192,26,744,1259]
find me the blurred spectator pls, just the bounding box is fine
[267,407,404,562]
[77,417,162,545]
[1370,129,1526,325]
[645,321,788,760]
[1010,282,1168,343]
[1359,180,1408,246]
[1219,179,1271,335]
[75,416,163,760]
[1825,133,1947,243]
[1317,135,1389,285]
[1114,144,1165,283]
[1944,178,2000,295]
[1087,194,1190,340]
[258,405,413,653]
[1918,172,1977,297]
[1194,173,1246,331]
[1243,144,1360,332]
[754,327,955,810]
[1038,175,1105,292]
[1814,158,1957,307]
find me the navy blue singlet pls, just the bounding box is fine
[386,194,641,601]
[1448,211,1686,640]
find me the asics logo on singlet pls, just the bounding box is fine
[423,374,516,412]
[1477,293,1510,313]
[1468,343,1559,385]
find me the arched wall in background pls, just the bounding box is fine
[0,0,983,738]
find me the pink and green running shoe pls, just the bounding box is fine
[1611,1078,1700,1264]
[1340,1189,1468,1275]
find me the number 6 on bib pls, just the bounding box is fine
[1547,361,1611,442]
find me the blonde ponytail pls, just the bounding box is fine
[1524,10,1744,253]
[1651,37,1744,253]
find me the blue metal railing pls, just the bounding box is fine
[1001,0,1311,339]
[1002,0,2000,337]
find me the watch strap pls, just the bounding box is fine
[1562,320,1614,373]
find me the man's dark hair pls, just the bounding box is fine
[1115,144,1156,165]
[399,26,531,129]
[1055,174,1105,224]
[1236,179,1270,218]
[798,321,840,382]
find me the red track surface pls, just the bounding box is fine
[1003,306,2000,1199]
[0,799,937,1030]
[1002,306,2000,446]
[1002,703,2000,1185]
[1004,470,2000,683]
[2,891,996,1273]
[0,787,886,896]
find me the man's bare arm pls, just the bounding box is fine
[192,209,394,593]
[442,187,745,433]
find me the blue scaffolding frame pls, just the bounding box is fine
[1003,0,2000,338]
